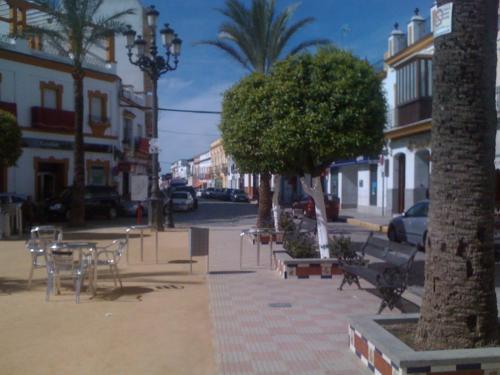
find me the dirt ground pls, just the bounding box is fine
[0,228,216,375]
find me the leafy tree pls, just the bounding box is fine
[264,47,386,256]
[0,110,22,168]
[200,0,329,227]
[415,0,499,349]
[29,0,134,226]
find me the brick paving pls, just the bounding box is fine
[207,228,399,375]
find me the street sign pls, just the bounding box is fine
[131,175,148,201]
[149,138,160,154]
[433,2,453,38]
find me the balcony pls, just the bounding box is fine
[135,137,150,154]
[396,98,432,127]
[0,101,17,117]
[31,106,75,132]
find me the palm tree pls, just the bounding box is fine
[199,0,329,227]
[415,0,499,349]
[28,0,134,226]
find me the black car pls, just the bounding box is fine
[171,185,198,209]
[46,185,121,220]
[230,189,249,202]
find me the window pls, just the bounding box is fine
[396,59,432,106]
[88,91,108,123]
[86,160,109,186]
[40,81,63,110]
[89,166,105,185]
[123,118,133,142]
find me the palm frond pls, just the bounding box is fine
[197,40,252,71]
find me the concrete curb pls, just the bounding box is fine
[346,218,388,234]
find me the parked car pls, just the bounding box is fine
[45,185,121,220]
[171,191,194,211]
[172,185,198,209]
[388,200,500,258]
[230,189,249,202]
[292,194,340,221]
[212,188,226,200]
[0,192,30,205]
[218,188,234,201]
[204,187,216,199]
[387,200,428,250]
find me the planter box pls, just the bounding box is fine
[348,314,500,375]
[273,250,342,279]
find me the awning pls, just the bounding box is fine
[330,156,378,168]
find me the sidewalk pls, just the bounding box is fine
[207,228,407,375]
[339,208,392,233]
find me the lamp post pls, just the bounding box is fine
[124,5,182,230]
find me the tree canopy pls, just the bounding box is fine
[220,73,282,174]
[0,110,22,167]
[263,47,386,176]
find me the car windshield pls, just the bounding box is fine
[172,192,188,199]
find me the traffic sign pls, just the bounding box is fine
[433,2,453,38]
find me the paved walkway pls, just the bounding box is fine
[207,229,398,375]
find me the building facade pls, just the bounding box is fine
[0,0,150,202]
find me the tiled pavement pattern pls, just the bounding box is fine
[208,228,398,375]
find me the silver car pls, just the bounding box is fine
[171,191,194,211]
[388,200,429,250]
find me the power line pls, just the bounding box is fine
[120,103,221,115]
[158,129,219,137]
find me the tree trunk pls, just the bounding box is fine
[300,176,329,258]
[70,69,85,227]
[272,174,281,231]
[415,0,499,349]
[257,172,272,228]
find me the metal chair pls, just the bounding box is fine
[45,242,94,304]
[94,239,127,289]
[26,226,63,289]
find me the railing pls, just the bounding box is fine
[89,115,110,125]
[0,101,17,117]
[31,106,75,131]
[385,108,396,130]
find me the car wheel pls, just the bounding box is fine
[418,231,427,252]
[387,225,399,242]
[108,207,118,220]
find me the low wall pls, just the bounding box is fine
[273,251,342,279]
[349,314,500,375]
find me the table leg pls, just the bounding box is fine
[257,234,260,266]
[270,240,273,270]
[155,230,159,264]
[140,229,144,262]
[239,235,243,270]
[126,232,130,264]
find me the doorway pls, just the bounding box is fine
[0,164,6,192]
[369,164,378,206]
[35,159,68,202]
[394,154,406,213]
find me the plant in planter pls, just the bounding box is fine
[280,213,317,258]
[328,235,353,259]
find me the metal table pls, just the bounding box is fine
[239,228,282,270]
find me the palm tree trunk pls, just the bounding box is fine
[415,0,498,349]
[257,172,272,228]
[70,68,85,226]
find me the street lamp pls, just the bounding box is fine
[124,5,182,230]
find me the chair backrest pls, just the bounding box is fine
[31,226,63,241]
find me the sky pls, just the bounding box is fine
[149,0,435,172]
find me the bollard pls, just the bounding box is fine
[136,203,143,225]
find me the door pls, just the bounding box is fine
[37,172,56,201]
[369,164,377,206]
[397,155,406,213]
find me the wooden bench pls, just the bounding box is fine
[337,232,418,314]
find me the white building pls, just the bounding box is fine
[0,0,149,201]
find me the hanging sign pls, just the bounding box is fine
[433,3,453,38]
[131,175,148,202]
